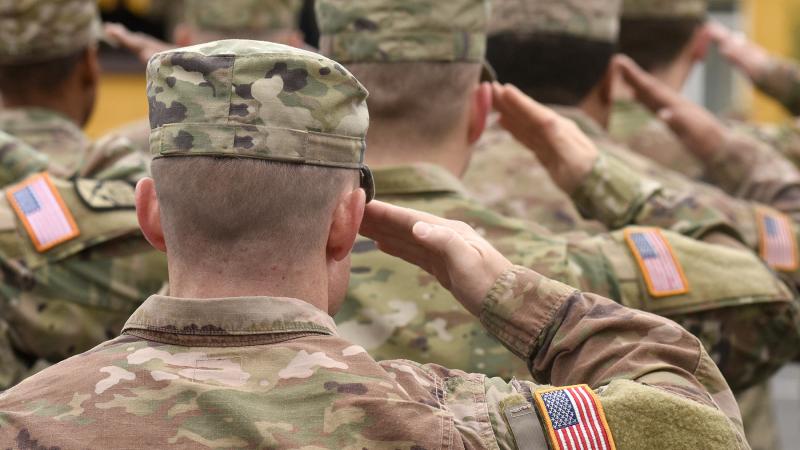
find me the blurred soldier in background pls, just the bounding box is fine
[0,38,748,450]
[104,0,306,153]
[0,0,146,183]
[316,0,800,427]
[0,0,168,390]
[464,0,800,293]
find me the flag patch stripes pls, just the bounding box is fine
[533,384,616,450]
[757,209,798,271]
[7,173,80,252]
[624,228,689,298]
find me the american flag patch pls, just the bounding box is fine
[7,173,80,253]
[757,209,798,271]
[624,228,689,298]
[534,385,616,450]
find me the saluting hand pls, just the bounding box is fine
[359,201,512,316]
[616,54,727,163]
[491,82,599,194]
[708,22,773,82]
[104,23,174,65]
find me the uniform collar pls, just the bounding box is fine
[122,295,338,346]
[373,163,467,196]
[0,107,85,140]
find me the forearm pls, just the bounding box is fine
[755,57,800,116]
[571,153,741,241]
[704,131,800,218]
[479,266,726,408]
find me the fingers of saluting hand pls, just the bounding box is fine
[616,54,680,113]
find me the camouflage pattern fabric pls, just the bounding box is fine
[621,0,707,19]
[754,58,800,117]
[0,0,103,64]
[546,107,800,286]
[491,0,621,43]
[185,0,303,34]
[0,130,49,188]
[0,108,151,184]
[343,163,799,392]
[0,266,747,448]
[148,40,370,172]
[316,0,489,64]
[0,173,168,390]
[608,101,800,280]
[609,99,705,179]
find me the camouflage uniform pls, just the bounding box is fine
[753,58,800,117]
[474,1,794,447]
[0,39,748,450]
[108,0,307,154]
[0,1,168,389]
[0,0,149,182]
[317,0,800,398]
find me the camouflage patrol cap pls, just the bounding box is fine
[622,0,707,19]
[184,0,303,34]
[491,0,621,43]
[0,0,103,65]
[147,39,374,200]
[316,0,491,67]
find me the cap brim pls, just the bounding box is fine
[360,165,375,203]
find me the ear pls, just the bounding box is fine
[173,24,194,47]
[135,178,167,253]
[690,23,713,63]
[597,57,618,107]
[326,187,366,262]
[82,46,100,89]
[468,82,492,145]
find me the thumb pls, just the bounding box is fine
[412,222,467,261]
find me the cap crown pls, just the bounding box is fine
[147,40,370,170]
[185,0,303,33]
[491,0,621,43]
[0,0,101,64]
[316,0,490,64]
[622,0,707,19]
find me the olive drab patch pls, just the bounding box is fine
[74,179,137,211]
[7,173,80,252]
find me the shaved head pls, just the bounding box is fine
[151,157,357,266]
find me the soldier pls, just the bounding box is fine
[707,23,800,171]
[316,0,800,402]
[709,23,800,118]
[103,0,307,153]
[462,0,800,290]
[612,0,800,218]
[0,0,147,183]
[0,39,748,450]
[461,1,798,447]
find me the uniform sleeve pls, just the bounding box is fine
[754,57,800,116]
[0,135,49,188]
[570,152,742,241]
[460,266,749,449]
[702,130,800,220]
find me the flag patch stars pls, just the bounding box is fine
[757,208,798,272]
[7,173,80,253]
[534,384,616,450]
[624,228,690,298]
